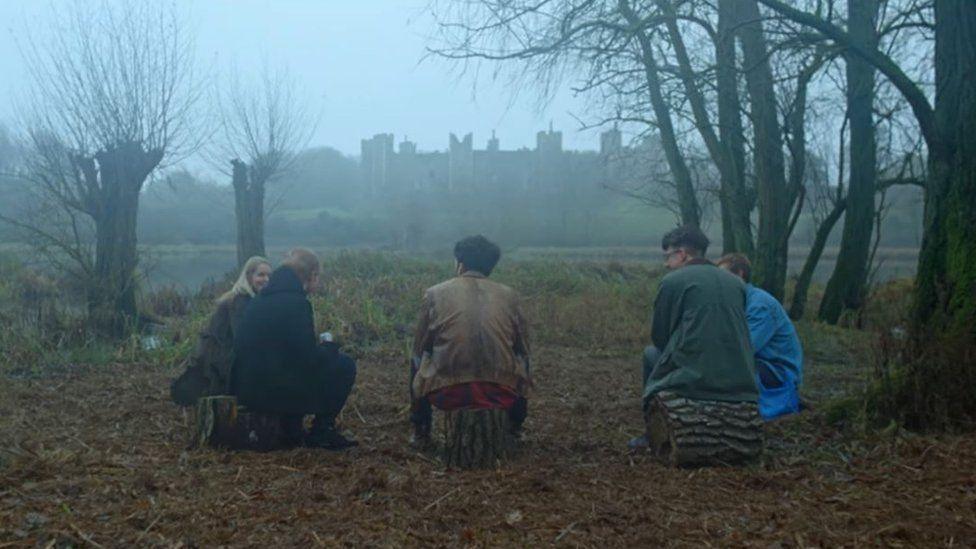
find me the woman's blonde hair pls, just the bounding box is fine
[219,256,271,303]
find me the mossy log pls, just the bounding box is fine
[440,408,514,469]
[192,396,284,451]
[645,391,763,467]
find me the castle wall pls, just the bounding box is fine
[359,128,627,196]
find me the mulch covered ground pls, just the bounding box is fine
[2,346,975,547]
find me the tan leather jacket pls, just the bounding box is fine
[411,271,531,397]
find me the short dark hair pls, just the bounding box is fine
[454,235,501,275]
[661,225,710,257]
[717,253,752,283]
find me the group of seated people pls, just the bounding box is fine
[172,227,803,452]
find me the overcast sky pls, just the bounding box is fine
[0,0,601,157]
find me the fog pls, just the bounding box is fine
[0,0,595,155]
[0,0,927,295]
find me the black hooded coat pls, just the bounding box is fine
[231,266,337,415]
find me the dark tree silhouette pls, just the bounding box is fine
[13,1,201,337]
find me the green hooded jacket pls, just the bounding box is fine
[643,260,759,404]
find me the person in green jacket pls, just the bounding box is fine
[629,225,759,448]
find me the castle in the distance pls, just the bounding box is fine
[359,126,630,195]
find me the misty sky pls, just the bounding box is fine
[0,0,601,156]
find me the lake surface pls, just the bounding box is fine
[139,244,918,292]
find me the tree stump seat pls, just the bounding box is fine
[439,408,516,469]
[191,395,286,451]
[644,391,763,467]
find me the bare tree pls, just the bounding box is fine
[758,0,976,427]
[653,0,755,255]
[8,0,201,337]
[427,0,704,228]
[789,113,848,320]
[211,65,316,267]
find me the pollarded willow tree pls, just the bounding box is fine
[16,1,201,337]
[759,0,976,427]
[211,66,315,267]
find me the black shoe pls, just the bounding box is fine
[306,425,359,451]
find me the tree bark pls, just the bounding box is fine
[789,200,846,320]
[232,159,267,267]
[756,0,976,428]
[441,408,514,469]
[619,0,701,228]
[644,391,763,467]
[819,0,879,325]
[735,0,791,301]
[658,0,753,252]
[913,1,976,342]
[86,142,161,337]
[717,0,755,256]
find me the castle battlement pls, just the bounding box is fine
[360,127,625,195]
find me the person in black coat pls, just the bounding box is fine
[232,248,358,450]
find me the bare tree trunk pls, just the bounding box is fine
[819,0,879,324]
[658,0,752,250]
[735,0,790,301]
[86,142,161,337]
[789,201,845,320]
[619,0,701,227]
[755,0,976,428]
[717,0,754,256]
[232,159,267,267]
[913,1,976,343]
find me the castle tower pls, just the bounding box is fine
[536,122,563,155]
[600,127,622,156]
[448,132,474,192]
[361,133,394,195]
[398,136,416,156]
[535,123,563,190]
[487,130,500,152]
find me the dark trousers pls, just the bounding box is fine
[409,358,527,431]
[282,348,356,432]
[642,345,662,388]
[754,358,784,388]
[318,350,357,423]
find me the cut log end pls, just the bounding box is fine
[192,395,285,452]
[440,408,515,469]
[645,391,763,467]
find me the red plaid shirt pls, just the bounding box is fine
[427,382,519,411]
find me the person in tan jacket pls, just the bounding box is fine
[410,235,532,445]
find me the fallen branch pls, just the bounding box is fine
[423,487,461,512]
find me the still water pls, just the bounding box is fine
[141,245,919,292]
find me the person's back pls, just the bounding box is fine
[718,253,804,420]
[233,248,358,450]
[412,273,529,397]
[746,284,803,418]
[631,225,758,449]
[410,235,531,445]
[645,262,758,403]
[233,265,321,413]
[170,256,271,406]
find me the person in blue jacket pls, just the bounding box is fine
[718,253,804,420]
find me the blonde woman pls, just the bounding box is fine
[171,256,272,406]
